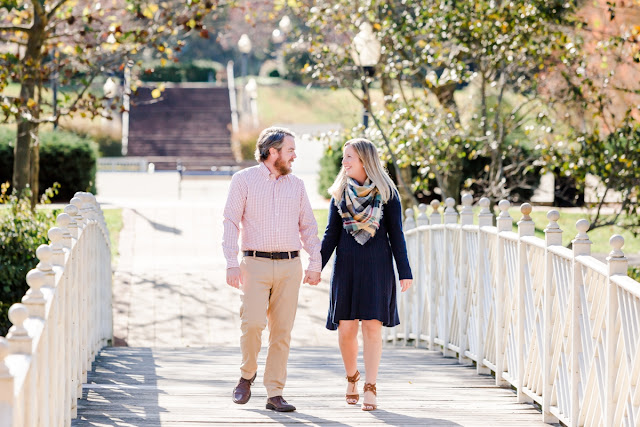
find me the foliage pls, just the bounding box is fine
[294,0,582,203]
[0,129,98,202]
[58,116,122,157]
[0,0,227,198]
[0,183,58,335]
[231,127,261,162]
[543,117,640,234]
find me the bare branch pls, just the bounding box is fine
[47,0,69,19]
[0,24,32,33]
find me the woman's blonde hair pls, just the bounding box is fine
[328,138,398,204]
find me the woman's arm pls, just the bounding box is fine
[385,193,413,280]
[320,199,342,270]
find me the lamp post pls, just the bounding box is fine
[351,22,381,128]
[237,33,252,82]
[245,78,259,128]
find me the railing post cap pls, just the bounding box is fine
[520,203,532,216]
[418,203,428,214]
[56,212,71,227]
[479,197,490,208]
[26,269,45,288]
[498,199,510,212]
[36,244,52,263]
[546,210,560,222]
[430,199,440,210]
[576,219,590,234]
[609,235,625,258]
[461,194,473,207]
[48,227,63,242]
[64,204,78,215]
[445,197,455,209]
[8,304,28,336]
[404,208,414,219]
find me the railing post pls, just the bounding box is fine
[403,208,416,345]
[542,211,563,424]
[606,235,627,427]
[495,199,512,387]
[0,337,13,426]
[516,203,534,403]
[458,195,473,364]
[417,203,429,227]
[7,304,31,355]
[429,199,441,351]
[476,197,493,375]
[442,198,457,357]
[571,215,591,426]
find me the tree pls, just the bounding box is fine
[294,0,582,204]
[1,0,225,205]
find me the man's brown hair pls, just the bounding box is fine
[255,127,296,162]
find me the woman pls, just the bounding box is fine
[320,138,413,411]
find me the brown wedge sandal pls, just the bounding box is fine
[345,370,360,404]
[362,383,377,411]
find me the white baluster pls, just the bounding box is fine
[430,199,441,224]
[478,197,493,227]
[22,270,46,318]
[516,203,534,403]
[57,213,73,251]
[475,197,493,375]
[606,235,627,427]
[0,337,13,420]
[444,197,457,224]
[36,245,55,289]
[460,194,473,226]
[495,199,512,387]
[64,204,80,240]
[404,208,416,230]
[7,304,31,354]
[417,203,429,226]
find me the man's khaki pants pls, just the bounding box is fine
[239,256,302,398]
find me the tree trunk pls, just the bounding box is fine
[12,10,46,198]
[29,129,40,208]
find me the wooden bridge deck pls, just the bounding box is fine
[73,346,548,426]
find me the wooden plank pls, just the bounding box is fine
[74,347,550,426]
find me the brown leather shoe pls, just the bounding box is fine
[266,396,296,412]
[232,373,256,404]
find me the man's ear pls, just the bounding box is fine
[268,147,278,158]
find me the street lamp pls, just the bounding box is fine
[237,33,252,81]
[351,22,381,128]
[245,78,259,128]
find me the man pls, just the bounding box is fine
[222,126,322,412]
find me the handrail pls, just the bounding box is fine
[389,194,640,426]
[0,192,113,427]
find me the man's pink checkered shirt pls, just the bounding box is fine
[222,163,322,272]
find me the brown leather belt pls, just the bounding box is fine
[243,250,299,260]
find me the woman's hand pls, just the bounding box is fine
[400,279,412,292]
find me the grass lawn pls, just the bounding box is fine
[313,207,639,256]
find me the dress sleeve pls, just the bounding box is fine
[320,199,342,270]
[384,192,413,280]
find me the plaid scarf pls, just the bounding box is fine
[339,177,383,245]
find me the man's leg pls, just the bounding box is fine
[263,258,302,398]
[239,257,271,380]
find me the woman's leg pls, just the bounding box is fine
[338,320,360,376]
[338,320,360,403]
[361,319,382,409]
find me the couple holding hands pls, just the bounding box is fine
[222,126,413,413]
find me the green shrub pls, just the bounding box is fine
[0,130,98,202]
[0,185,57,335]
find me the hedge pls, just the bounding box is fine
[0,129,98,202]
[141,62,218,83]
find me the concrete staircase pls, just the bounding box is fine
[128,84,236,171]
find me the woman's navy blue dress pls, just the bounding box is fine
[320,192,413,330]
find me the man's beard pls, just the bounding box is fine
[274,156,292,176]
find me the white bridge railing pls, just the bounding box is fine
[388,195,640,427]
[0,192,113,427]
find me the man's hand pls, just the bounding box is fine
[303,270,321,286]
[227,267,242,289]
[400,279,413,292]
